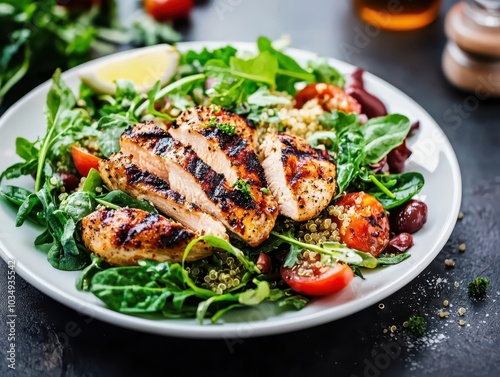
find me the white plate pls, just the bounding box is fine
[0,42,462,338]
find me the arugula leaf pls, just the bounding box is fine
[308,58,346,88]
[257,36,314,92]
[34,69,85,190]
[206,52,279,87]
[182,235,261,274]
[238,279,271,305]
[246,86,292,107]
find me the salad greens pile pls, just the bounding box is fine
[0,37,424,323]
[0,0,181,106]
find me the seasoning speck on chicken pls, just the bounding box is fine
[259,132,337,221]
[81,207,214,266]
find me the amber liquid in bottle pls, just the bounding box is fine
[354,0,441,31]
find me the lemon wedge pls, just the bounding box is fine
[79,44,180,95]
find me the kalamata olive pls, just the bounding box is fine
[59,172,80,192]
[387,232,414,254]
[256,253,272,274]
[391,200,428,234]
[387,139,412,174]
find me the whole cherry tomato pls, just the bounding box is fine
[144,0,194,20]
[294,83,362,114]
[331,192,389,257]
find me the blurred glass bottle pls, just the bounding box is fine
[354,0,442,31]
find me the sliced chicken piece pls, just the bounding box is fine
[120,122,278,246]
[81,207,212,265]
[99,152,228,240]
[175,105,258,151]
[169,105,276,221]
[259,132,337,222]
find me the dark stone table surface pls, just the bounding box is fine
[1,0,499,376]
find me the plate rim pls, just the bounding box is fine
[0,41,462,338]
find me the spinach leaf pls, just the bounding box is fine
[76,254,109,291]
[91,267,171,313]
[366,172,424,209]
[97,190,157,213]
[81,168,103,193]
[0,185,45,226]
[377,253,411,265]
[361,114,411,164]
[335,130,366,197]
[59,192,96,222]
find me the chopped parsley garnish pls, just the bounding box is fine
[406,315,426,338]
[211,105,221,113]
[260,187,271,195]
[233,179,253,199]
[217,123,237,135]
[468,277,489,297]
[207,116,217,128]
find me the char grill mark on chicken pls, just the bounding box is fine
[169,106,276,219]
[99,153,228,240]
[81,207,213,265]
[260,132,337,222]
[120,122,277,246]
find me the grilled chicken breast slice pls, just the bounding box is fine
[260,132,337,221]
[81,207,212,265]
[99,153,228,240]
[120,122,278,246]
[170,106,263,185]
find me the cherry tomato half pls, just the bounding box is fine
[294,83,362,114]
[72,145,101,177]
[144,0,194,21]
[281,251,354,296]
[332,192,389,257]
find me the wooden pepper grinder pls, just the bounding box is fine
[443,0,500,96]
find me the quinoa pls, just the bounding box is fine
[296,204,355,246]
[257,99,326,142]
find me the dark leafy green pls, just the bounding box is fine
[366,172,424,209]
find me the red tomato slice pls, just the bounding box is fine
[332,192,389,257]
[294,83,362,114]
[281,252,354,296]
[72,145,101,177]
[144,0,194,20]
